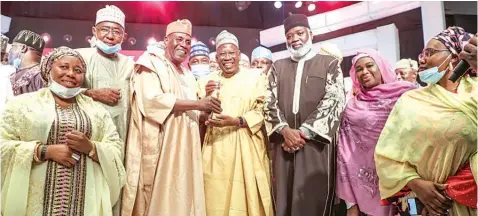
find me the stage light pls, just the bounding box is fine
[63,34,72,43]
[235,1,251,12]
[274,1,282,9]
[41,33,51,43]
[148,37,157,45]
[209,37,216,46]
[128,37,137,45]
[308,3,316,11]
[295,1,302,8]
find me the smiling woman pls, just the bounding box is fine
[0,46,125,216]
[353,55,383,89]
[336,49,416,216]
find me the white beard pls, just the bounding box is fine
[287,38,312,59]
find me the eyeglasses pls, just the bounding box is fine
[218,51,237,58]
[97,27,124,37]
[418,48,449,60]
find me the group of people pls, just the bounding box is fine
[0,4,477,216]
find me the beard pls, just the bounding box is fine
[287,38,312,58]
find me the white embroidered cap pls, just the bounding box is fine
[216,30,239,49]
[96,5,126,29]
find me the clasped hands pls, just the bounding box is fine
[408,178,453,216]
[280,127,309,153]
[46,130,93,168]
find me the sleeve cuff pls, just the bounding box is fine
[302,124,332,144]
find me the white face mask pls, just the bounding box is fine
[49,78,82,99]
[190,64,211,79]
[287,38,313,58]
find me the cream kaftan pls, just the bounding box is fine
[198,69,273,216]
[122,52,205,216]
[0,88,125,216]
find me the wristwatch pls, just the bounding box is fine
[40,145,48,161]
[238,117,244,127]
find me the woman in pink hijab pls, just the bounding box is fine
[336,49,417,216]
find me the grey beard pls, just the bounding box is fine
[287,39,313,58]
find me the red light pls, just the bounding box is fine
[41,33,51,43]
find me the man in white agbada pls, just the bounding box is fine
[76,5,134,142]
[76,5,134,215]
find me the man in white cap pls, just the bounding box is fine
[209,51,219,72]
[76,5,134,155]
[251,46,274,76]
[264,14,345,215]
[395,58,421,88]
[197,30,273,216]
[122,19,220,216]
[239,52,250,68]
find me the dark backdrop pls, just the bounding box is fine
[4,17,262,56]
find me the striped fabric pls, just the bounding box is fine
[43,103,92,216]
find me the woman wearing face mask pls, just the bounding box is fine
[0,46,125,216]
[336,49,417,216]
[375,26,477,216]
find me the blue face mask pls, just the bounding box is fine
[418,55,451,85]
[191,64,211,79]
[12,58,22,69]
[8,47,23,69]
[95,38,122,55]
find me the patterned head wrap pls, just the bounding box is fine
[432,26,473,56]
[432,26,475,76]
[40,46,87,86]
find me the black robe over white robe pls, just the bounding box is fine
[264,51,345,216]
